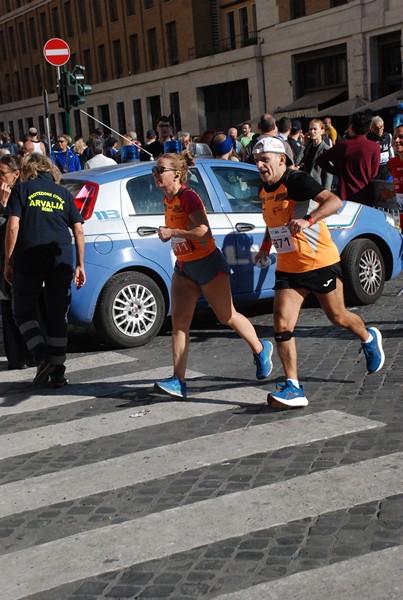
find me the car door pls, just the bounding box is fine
[121,166,236,288]
[203,162,275,299]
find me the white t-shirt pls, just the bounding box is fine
[84,154,117,169]
[29,140,44,155]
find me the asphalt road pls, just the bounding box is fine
[0,273,402,600]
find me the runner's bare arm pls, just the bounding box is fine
[288,190,342,233]
[254,227,272,263]
[158,209,211,242]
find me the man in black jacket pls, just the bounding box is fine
[367,116,394,180]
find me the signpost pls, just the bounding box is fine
[43,38,72,137]
[43,38,70,67]
[42,38,92,140]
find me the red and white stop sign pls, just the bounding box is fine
[43,38,70,67]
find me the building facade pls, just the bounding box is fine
[0,0,401,142]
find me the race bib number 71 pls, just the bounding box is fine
[268,225,296,254]
[171,236,193,257]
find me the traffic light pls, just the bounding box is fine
[57,66,92,111]
[70,66,92,107]
[57,69,69,111]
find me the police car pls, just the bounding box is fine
[62,160,403,348]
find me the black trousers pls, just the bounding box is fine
[12,262,73,366]
[1,299,32,368]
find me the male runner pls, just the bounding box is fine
[253,137,384,408]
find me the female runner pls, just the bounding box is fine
[153,151,273,398]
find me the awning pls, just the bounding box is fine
[274,88,347,119]
[316,96,369,117]
[357,89,403,112]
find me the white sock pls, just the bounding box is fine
[287,378,299,388]
[363,333,373,344]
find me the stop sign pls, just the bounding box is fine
[43,38,70,67]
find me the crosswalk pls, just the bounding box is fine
[0,352,402,600]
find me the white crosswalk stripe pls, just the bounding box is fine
[1,454,402,599]
[0,351,136,384]
[0,366,204,415]
[214,545,403,600]
[0,353,400,600]
[0,410,383,516]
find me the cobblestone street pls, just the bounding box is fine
[0,274,402,599]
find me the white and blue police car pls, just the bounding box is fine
[62,160,403,348]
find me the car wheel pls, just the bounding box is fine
[341,239,385,305]
[94,272,166,348]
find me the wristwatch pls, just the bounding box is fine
[303,214,314,227]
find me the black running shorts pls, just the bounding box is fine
[274,262,343,294]
[174,247,232,287]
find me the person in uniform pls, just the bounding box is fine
[0,154,33,369]
[4,153,86,387]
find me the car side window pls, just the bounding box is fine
[211,166,262,213]
[126,168,212,215]
[126,174,165,215]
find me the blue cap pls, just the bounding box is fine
[212,134,233,156]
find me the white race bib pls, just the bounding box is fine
[171,236,193,257]
[268,225,296,254]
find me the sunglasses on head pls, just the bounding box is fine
[152,166,176,175]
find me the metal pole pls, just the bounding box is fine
[79,108,154,159]
[65,110,72,140]
[59,65,72,139]
[42,89,52,157]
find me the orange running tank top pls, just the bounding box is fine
[259,170,340,273]
[164,186,216,262]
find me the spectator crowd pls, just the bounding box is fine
[0,110,400,197]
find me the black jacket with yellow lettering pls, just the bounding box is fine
[7,172,83,266]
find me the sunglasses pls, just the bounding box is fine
[152,166,176,175]
[57,139,66,143]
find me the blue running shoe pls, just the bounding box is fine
[154,375,187,398]
[268,380,308,408]
[254,340,273,380]
[361,327,385,373]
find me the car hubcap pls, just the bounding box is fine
[359,249,382,296]
[113,283,157,337]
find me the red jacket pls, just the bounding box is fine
[316,135,380,200]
